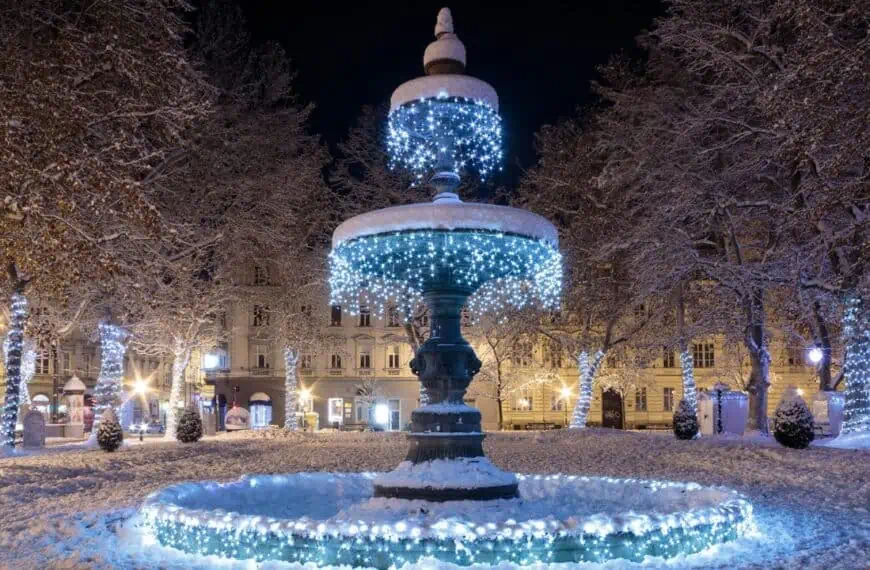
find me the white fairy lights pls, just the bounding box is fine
[1,293,29,447]
[329,230,561,318]
[387,95,503,182]
[680,348,698,414]
[140,472,753,567]
[92,323,127,427]
[284,348,299,431]
[841,295,870,435]
[570,350,604,428]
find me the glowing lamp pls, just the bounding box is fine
[808,347,823,364]
[133,378,149,395]
[374,404,390,425]
[203,353,220,370]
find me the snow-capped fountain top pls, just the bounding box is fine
[391,8,498,111]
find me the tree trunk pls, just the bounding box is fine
[678,342,698,414]
[283,347,299,430]
[90,322,127,441]
[570,349,604,428]
[841,293,870,435]
[2,292,29,448]
[164,346,191,439]
[496,396,504,430]
[813,300,834,392]
[744,290,771,434]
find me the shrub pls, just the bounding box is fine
[97,415,124,452]
[773,396,815,449]
[673,399,699,440]
[176,408,203,443]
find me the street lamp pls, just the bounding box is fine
[132,378,150,440]
[808,347,823,365]
[299,388,312,430]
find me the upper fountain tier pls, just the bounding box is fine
[390,7,498,112]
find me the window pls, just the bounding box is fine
[633,304,647,320]
[254,345,270,369]
[512,391,533,411]
[252,305,270,327]
[662,349,675,368]
[359,351,371,369]
[300,354,312,370]
[330,305,342,326]
[786,347,803,367]
[635,388,648,411]
[300,305,312,317]
[61,351,72,375]
[663,387,675,412]
[359,306,371,327]
[389,399,401,431]
[513,338,533,368]
[387,306,400,327]
[330,354,343,369]
[542,338,562,368]
[387,346,400,369]
[253,265,269,286]
[35,351,50,375]
[693,343,715,368]
[419,314,429,328]
[550,393,566,411]
[328,398,344,425]
[81,353,92,376]
[607,355,618,369]
[355,400,369,422]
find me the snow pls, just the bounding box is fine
[373,457,517,489]
[332,193,558,247]
[391,75,499,111]
[818,432,870,450]
[1,428,869,569]
[418,402,481,415]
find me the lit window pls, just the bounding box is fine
[663,387,675,412]
[635,388,648,411]
[512,391,533,411]
[692,343,715,368]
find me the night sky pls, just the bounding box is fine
[240,1,663,178]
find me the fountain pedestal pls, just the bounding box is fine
[373,290,519,501]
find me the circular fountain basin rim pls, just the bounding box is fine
[332,200,558,248]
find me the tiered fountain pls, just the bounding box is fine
[138,9,753,568]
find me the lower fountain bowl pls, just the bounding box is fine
[140,472,753,568]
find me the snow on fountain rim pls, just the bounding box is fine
[332,193,559,248]
[390,75,499,111]
[141,472,752,543]
[373,457,518,490]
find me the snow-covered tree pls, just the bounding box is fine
[673,399,699,440]
[176,408,203,443]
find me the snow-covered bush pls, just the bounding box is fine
[774,397,815,449]
[673,399,699,440]
[97,416,124,452]
[176,408,203,443]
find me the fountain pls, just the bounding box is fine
[139,9,753,567]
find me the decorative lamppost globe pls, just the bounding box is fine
[330,7,561,501]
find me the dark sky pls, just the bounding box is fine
[240,1,662,177]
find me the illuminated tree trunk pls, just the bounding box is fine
[570,350,604,428]
[283,347,299,430]
[2,292,29,448]
[90,322,127,441]
[841,294,870,435]
[679,344,698,414]
[165,346,191,439]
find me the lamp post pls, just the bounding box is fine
[299,388,312,430]
[133,378,150,441]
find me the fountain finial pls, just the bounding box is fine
[424,7,466,74]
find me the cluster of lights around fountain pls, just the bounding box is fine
[387,94,503,183]
[328,229,561,318]
[139,473,753,568]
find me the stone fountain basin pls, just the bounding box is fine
[140,472,752,568]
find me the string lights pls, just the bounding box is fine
[140,472,753,567]
[570,350,603,428]
[92,323,127,428]
[284,348,299,431]
[387,95,503,182]
[680,348,698,414]
[841,295,870,435]
[1,293,29,448]
[329,230,561,318]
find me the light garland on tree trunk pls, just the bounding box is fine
[284,348,298,431]
[1,293,29,448]
[570,350,604,428]
[165,348,191,439]
[841,294,870,435]
[679,348,698,414]
[92,323,127,430]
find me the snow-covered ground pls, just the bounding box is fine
[0,428,868,569]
